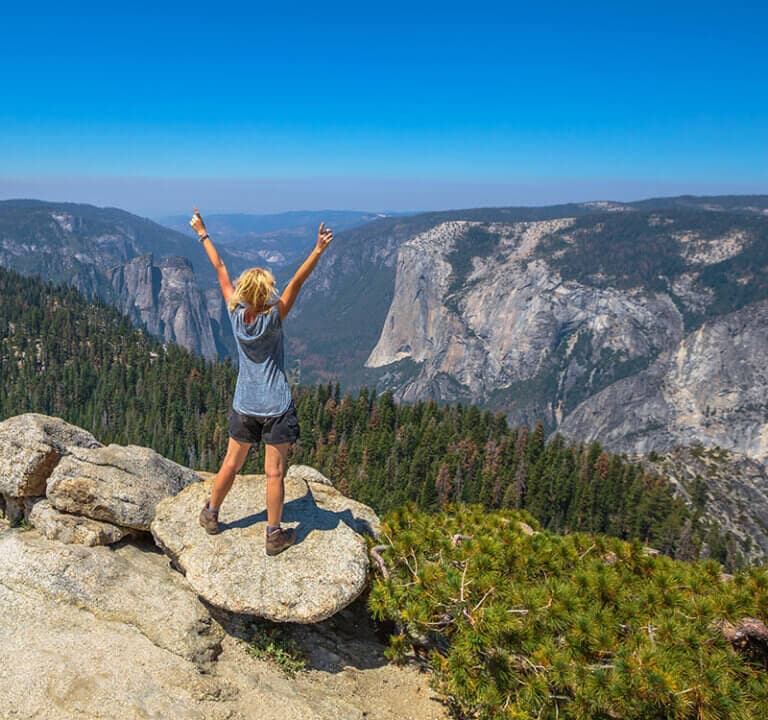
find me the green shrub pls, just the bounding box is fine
[369,504,768,719]
[245,623,306,676]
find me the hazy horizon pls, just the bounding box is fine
[2,176,767,219]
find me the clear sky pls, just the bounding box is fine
[2,1,767,214]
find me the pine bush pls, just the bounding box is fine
[369,504,768,719]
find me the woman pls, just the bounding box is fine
[189,208,333,556]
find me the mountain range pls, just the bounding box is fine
[3,195,768,469]
[0,199,234,358]
[287,195,768,466]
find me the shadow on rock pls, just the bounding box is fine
[220,487,376,544]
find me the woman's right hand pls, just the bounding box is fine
[189,208,208,238]
[316,222,334,253]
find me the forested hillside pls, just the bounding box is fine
[0,266,739,566]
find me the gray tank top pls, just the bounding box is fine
[228,303,292,417]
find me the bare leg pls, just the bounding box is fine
[209,438,252,510]
[265,442,291,526]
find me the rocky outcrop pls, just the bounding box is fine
[0,531,443,720]
[0,530,221,664]
[559,300,768,463]
[151,474,376,622]
[106,254,219,359]
[0,413,101,497]
[0,412,441,718]
[47,443,200,530]
[28,499,133,546]
[0,415,379,622]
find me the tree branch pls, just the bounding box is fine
[370,544,391,579]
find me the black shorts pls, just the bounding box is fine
[228,402,300,446]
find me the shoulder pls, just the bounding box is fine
[261,304,282,330]
[228,302,245,321]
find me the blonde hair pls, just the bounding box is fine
[228,267,278,313]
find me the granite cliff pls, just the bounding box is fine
[289,197,768,468]
[0,200,233,359]
[106,254,222,359]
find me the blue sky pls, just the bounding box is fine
[2,1,767,214]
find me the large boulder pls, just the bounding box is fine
[151,473,378,623]
[47,444,200,531]
[28,499,134,546]
[0,530,222,665]
[0,413,101,497]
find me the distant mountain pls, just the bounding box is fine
[159,210,406,268]
[0,200,234,358]
[629,194,768,214]
[286,195,768,467]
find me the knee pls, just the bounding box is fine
[265,468,285,484]
[221,458,243,478]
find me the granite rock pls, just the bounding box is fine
[151,473,377,622]
[47,443,200,530]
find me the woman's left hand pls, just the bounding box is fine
[190,208,208,238]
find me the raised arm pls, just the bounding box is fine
[190,208,235,305]
[276,223,333,319]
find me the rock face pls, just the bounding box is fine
[289,198,768,468]
[28,499,133,546]
[47,444,200,530]
[106,254,219,359]
[151,473,377,622]
[0,577,223,720]
[366,220,683,428]
[559,301,768,462]
[0,413,101,497]
[0,530,221,665]
[0,200,233,360]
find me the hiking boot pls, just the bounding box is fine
[266,526,296,556]
[199,503,220,535]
